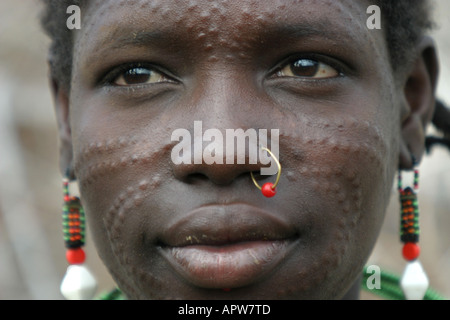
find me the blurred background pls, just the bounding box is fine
[0,0,448,300]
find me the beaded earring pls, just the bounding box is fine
[60,170,97,300]
[397,157,429,300]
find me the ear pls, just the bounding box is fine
[51,78,74,178]
[399,36,439,169]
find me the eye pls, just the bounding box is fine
[113,66,171,86]
[275,58,339,79]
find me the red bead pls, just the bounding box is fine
[66,248,86,265]
[402,242,420,261]
[261,183,276,198]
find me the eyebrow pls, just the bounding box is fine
[275,21,349,39]
[271,22,364,48]
[99,29,166,50]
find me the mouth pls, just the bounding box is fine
[158,203,299,289]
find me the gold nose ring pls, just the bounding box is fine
[250,147,281,198]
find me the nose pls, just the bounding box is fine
[170,122,272,186]
[169,72,278,186]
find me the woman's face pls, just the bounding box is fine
[68,0,400,299]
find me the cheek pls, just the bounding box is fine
[73,133,176,298]
[73,131,171,221]
[101,177,168,299]
[284,116,389,208]
[276,118,392,298]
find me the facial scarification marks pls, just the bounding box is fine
[107,176,161,222]
[76,113,386,297]
[83,0,376,70]
[272,118,387,298]
[67,0,399,300]
[103,175,166,299]
[74,110,387,298]
[74,132,171,188]
[107,0,279,61]
[288,134,378,217]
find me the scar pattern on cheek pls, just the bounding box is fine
[102,175,168,299]
[107,176,161,223]
[274,129,387,298]
[74,134,171,188]
[299,116,386,164]
[302,135,379,217]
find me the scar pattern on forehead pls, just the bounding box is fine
[86,0,314,63]
[80,0,382,73]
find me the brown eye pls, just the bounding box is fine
[276,58,339,79]
[114,67,169,86]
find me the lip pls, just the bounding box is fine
[158,203,298,289]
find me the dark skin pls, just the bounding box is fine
[52,0,439,299]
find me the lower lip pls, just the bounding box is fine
[160,240,292,289]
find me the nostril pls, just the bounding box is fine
[184,173,209,185]
[185,170,255,188]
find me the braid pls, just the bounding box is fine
[426,100,450,153]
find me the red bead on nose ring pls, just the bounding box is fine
[261,182,277,198]
[250,147,281,198]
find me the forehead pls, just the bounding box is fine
[84,0,366,27]
[78,0,381,56]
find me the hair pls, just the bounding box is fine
[40,0,84,91]
[39,0,450,151]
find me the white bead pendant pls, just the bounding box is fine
[60,264,97,300]
[400,260,429,300]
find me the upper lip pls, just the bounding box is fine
[158,203,297,247]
